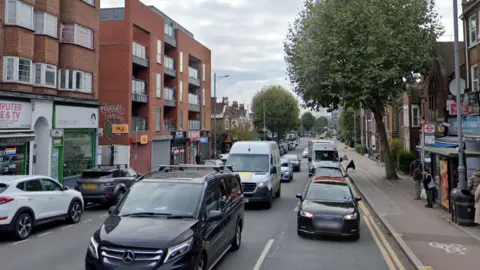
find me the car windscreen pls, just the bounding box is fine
[80,171,113,178]
[0,183,7,194]
[117,182,203,217]
[284,155,297,161]
[314,168,342,178]
[281,163,289,167]
[226,154,269,172]
[305,184,352,202]
[314,150,339,162]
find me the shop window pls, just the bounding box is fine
[0,146,27,175]
[63,131,94,178]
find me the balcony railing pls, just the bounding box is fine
[132,116,147,132]
[132,79,148,103]
[189,120,200,131]
[164,87,176,107]
[188,67,199,79]
[132,42,148,67]
[164,118,176,131]
[188,93,199,105]
[164,56,176,77]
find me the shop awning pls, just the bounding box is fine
[423,146,480,158]
[425,142,457,148]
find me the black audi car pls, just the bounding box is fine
[85,165,244,270]
[296,181,361,240]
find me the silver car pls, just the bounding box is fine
[280,158,293,181]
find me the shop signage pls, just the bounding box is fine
[200,131,209,137]
[447,101,468,115]
[189,131,201,141]
[50,129,64,137]
[448,116,480,136]
[200,137,208,144]
[171,131,187,141]
[140,135,148,144]
[424,124,435,145]
[112,124,128,134]
[55,105,99,129]
[0,100,32,129]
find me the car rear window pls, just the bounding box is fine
[81,171,113,178]
[0,183,8,194]
[315,168,342,178]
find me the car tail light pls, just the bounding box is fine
[0,196,14,205]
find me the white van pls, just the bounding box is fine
[226,141,281,209]
[308,143,342,176]
[307,140,334,167]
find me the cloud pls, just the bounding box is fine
[101,0,459,118]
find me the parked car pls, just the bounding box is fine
[302,148,308,158]
[0,175,84,240]
[311,166,345,183]
[296,181,361,240]
[284,154,301,172]
[280,158,294,181]
[85,164,244,270]
[75,165,140,206]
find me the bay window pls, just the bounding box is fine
[35,11,57,38]
[34,63,57,88]
[59,69,93,93]
[3,56,33,84]
[60,23,94,49]
[5,0,34,30]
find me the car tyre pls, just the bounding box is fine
[275,183,281,198]
[13,212,33,240]
[351,233,360,241]
[67,200,83,224]
[195,253,207,270]
[265,191,273,209]
[230,220,242,251]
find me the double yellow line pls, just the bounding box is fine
[348,179,406,270]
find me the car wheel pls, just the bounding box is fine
[265,191,273,209]
[67,200,83,224]
[275,183,281,198]
[114,189,126,205]
[352,233,360,241]
[230,221,242,251]
[13,212,33,240]
[195,253,206,270]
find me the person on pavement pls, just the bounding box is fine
[195,152,201,165]
[475,184,480,225]
[412,163,423,200]
[468,168,480,195]
[423,168,435,208]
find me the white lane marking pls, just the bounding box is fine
[85,203,100,209]
[61,225,73,230]
[82,218,93,223]
[37,231,52,237]
[252,239,274,270]
[100,214,108,217]
[12,240,28,245]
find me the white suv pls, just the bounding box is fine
[0,175,84,240]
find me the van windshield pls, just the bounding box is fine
[226,154,270,172]
[314,151,339,162]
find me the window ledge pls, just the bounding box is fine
[4,23,35,33]
[34,33,59,40]
[34,84,57,89]
[2,80,33,86]
[468,42,477,49]
[60,41,95,51]
[58,88,93,94]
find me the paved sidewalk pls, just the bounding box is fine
[339,145,480,270]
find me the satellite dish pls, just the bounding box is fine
[449,79,466,96]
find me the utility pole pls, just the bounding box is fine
[453,0,466,189]
[212,73,230,158]
[263,101,266,140]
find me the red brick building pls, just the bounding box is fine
[99,0,212,173]
[0,0,101,185]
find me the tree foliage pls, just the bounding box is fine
[251,85,301,138]
[312,116,329,133]
[229,122,257,141]
[284,0,443,179]
[301,112,316,131]
[339,108,360,144]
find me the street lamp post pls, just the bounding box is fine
[213,73,230,158]
[263,101,266,140]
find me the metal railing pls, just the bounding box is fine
[188,93,199,105]
[164,119,176,131]
[164,87,175,100]
[132,42,147,59]
[188,67,199,79]
[189,120,200,130]
[132,79,146,94]
[165,56,175,70]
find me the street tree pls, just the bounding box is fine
[312,116,328,133]
[229,122,257,141]
[251,85,300,138]
[284,0,443,179]
[339,108,360,144]
[301,112,316,131]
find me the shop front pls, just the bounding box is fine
[171,131,187,165]
[53,104,99,185]
[0,99,34,175]
[188,131,201,164]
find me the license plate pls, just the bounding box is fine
[244,198,249,203]
[84,184,98,190]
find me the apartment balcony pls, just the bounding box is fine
[188,67,200,86]
[132,42,149,67]
[132,116,147,132]
[188,120,200,131]
[164,56,176,77]
[188,93,200,112]
[132,79,148,103]
[164,87,176,107]
[164,118,176,131]
[164,24,177,47]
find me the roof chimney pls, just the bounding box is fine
[222,97,229,105]
[239,103,245,111]
[232,101,238,109]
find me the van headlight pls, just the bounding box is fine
[88,236,99,259]
[257,181,268,188]
[344,213,358,220]
[164,238,193,263]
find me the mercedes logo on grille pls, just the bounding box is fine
[122,250,135,264]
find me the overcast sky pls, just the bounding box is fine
[102,0,461,117]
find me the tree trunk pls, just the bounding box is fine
[372,103,398,180]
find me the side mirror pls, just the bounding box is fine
[207,210,223,221]
[136,173,141,178]
[296,193,303,200]
[271,167,277,174]
[308,157,312,162]
[63,186,69,191]
[108,206,115,215]
[356,197,362,202]
[339,158,343,162]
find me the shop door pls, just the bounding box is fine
[151,140,170,172]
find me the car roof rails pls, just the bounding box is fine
[96,164,128,169]
[158,164,234,173]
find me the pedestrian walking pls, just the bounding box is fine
[468,168,480,194]
[195,152,201,165]
[475,184,480,225]
[412,163,423,200]
[423,168,435,208]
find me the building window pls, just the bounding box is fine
[34,63,57,88]
[471,64,479,91]
[59,69,93,93]
[82,0,94,6]
[202,88,206,106]
[411,105,420,127]
[180,52,184,73]
[156,73,162,98]
[3,56,33,84]
[35,11,57,38]
[60,23,94,49]
[157,40,162,64]
[5,0,34,30]
[469,15,477,47]
[164,24,174,37]
[179,110,184,130]
[402,105,409,127]
[156,107,161,131]
[202,63,206,81]
[179,81,183,102]
[202,112,205,129]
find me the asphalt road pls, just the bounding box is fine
[0,139,414,270]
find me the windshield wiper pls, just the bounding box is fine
[121,212,172,217]
[167,215,194,219]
